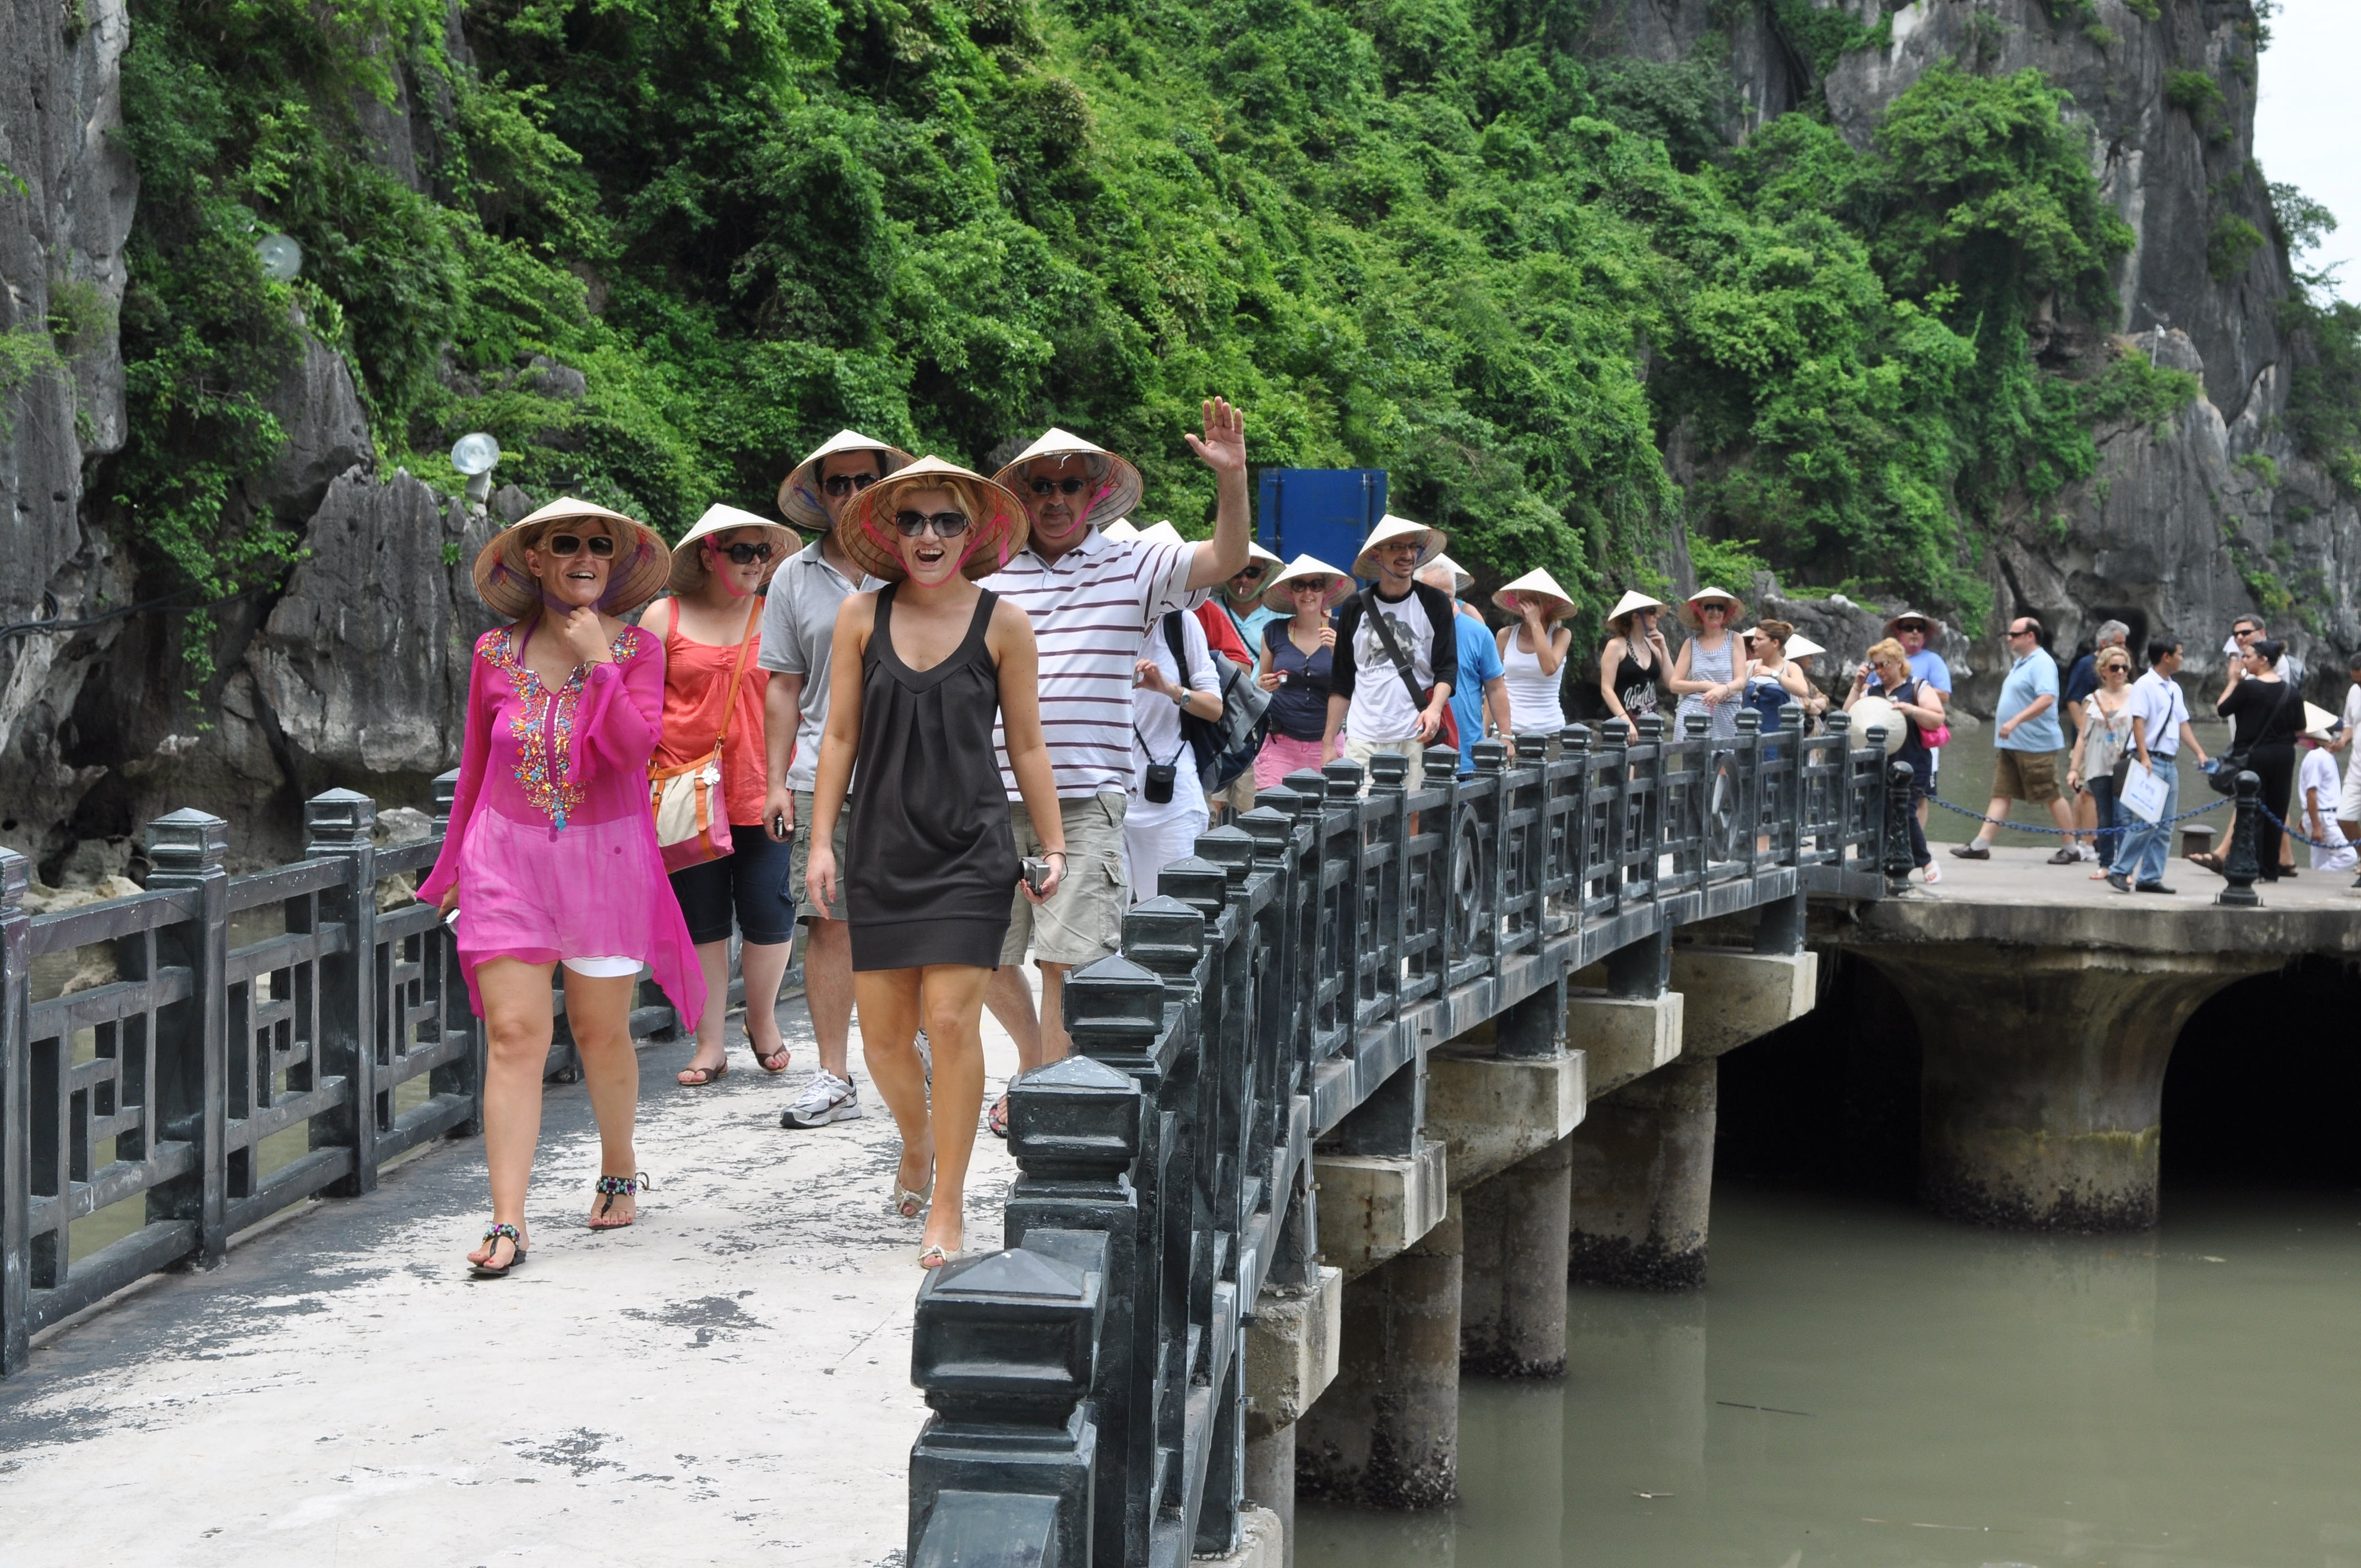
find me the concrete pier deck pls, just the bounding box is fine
[0,990,1020,1568]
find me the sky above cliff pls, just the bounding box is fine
[2255,1,2360,298]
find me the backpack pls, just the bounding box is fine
[1165,612,1273,793]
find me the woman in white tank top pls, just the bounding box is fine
[1493,569,1575,739]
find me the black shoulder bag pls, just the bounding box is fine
[1354,586,1459,753]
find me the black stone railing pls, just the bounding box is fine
[905,711,1901,1567]
[0,772,699,1376]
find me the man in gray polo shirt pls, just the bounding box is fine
[760,429,911,1130]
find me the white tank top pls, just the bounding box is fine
[1501,630,1565,735]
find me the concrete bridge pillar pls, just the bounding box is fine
[1295,1195,1465,1507]
[1859,946,2273,1230]
[1461,1134,1574,1376]
[1565,1058,1718,1288]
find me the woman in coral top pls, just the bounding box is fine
[641,503,796,1089]
[421,497,702,1278]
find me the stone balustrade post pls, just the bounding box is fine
[2,847,29,1374]
[907,1243,1106,1568]
[1004,1047,1144,1568]
[305,788,380,1196]
[144,809,230,1269]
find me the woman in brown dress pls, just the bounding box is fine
[803,458,1066,1268]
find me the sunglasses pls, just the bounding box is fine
[1027,476,1090,497]
[2009,624,2037,638]
[707,541,776,565]
[894,510,972,539]
[820,473,880,498]
[1233,565,1265,580]
[542,532,616,558]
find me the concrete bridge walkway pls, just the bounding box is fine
[0,987,995,1568]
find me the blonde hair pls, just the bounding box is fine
[1864,637,1907,669]
[2097,647,2132,674]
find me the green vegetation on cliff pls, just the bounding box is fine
[112,0,2215,640]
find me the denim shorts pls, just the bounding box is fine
[669,824,797,946]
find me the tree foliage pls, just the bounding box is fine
[108,0,2192,647]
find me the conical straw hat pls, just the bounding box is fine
[992,427,1144,530]
[836,457,1030,584]
[1493,568,1575,620]
[472,497,671,621]
[1098,518,1141,543]
[1136,520,1185,547]
[1261,554,1354,614]
[1419,553,1475,596]
[1352,514,1446,578]
[775,429,916,531]
[1785,633,1826,659]
[1244,540,1285,571]
[1678,585,1749,630]
[668,503,797,595]
[1606,589,1666,626]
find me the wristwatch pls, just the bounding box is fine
[1173,689,1188,709]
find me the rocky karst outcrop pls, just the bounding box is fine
[1595,0,2358,708]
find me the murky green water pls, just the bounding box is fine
[1913,716,2235,847]
[1301,1178,2361,1568]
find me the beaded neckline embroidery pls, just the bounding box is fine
[482,625,644,830]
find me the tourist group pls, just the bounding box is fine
[1906,609,2359,895]
[421,404,1618,1281]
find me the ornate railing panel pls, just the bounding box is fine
[905,720,1895,1566]
[1,780,491,1374]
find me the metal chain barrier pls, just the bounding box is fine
[1921,790,2229,839]
[2257,800,2361,853]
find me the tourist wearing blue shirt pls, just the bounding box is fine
[1953,615,2081,862]
[1417,559,1512,775]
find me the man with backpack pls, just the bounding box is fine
[1126,604,1225,900]
[1325,514,1457,792]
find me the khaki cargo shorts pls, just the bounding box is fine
[1991,747,2062,806]
[1001,791,1129,968]
[1340,734,1427,793]
[790,790,850,922]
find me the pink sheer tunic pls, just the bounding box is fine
[420,622,704,1029]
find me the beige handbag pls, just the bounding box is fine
[649,607,758,874]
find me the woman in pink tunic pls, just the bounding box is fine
[421,497,702,1278]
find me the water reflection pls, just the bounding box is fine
[1301,1179,2361,1567]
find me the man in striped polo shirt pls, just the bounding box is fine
[979,399,1253,1123]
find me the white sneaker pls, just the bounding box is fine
[780,1068,862,1129]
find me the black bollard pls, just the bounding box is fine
[1881,756,1917,894]
[2217,770,2264,908]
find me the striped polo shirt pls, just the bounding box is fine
[983,528,1205,798]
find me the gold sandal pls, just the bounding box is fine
[890,1161,934,1220]
[919,1244,961,1270]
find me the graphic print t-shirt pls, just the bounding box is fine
[1344,585,1439,744]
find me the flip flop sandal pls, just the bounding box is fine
[986,1095,1010,1140]
[590,1172,649,1230]
[677,1061,728,1087]
[752,1043,791,1074]
[470,1223,526,1279]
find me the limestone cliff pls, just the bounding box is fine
[1592,0,2355,709]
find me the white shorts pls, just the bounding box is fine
[562,955,641,978]
[2340,759,2361,824]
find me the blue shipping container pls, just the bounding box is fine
[1258,469,1386,580]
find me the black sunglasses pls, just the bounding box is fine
[1028,476,1089,497]
[2009,624,2037,637]
[894,510,972,538]
[1233,565,1265,580]
[708,541,775,565]
[543,532,616,558]
[821,472,880,498]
